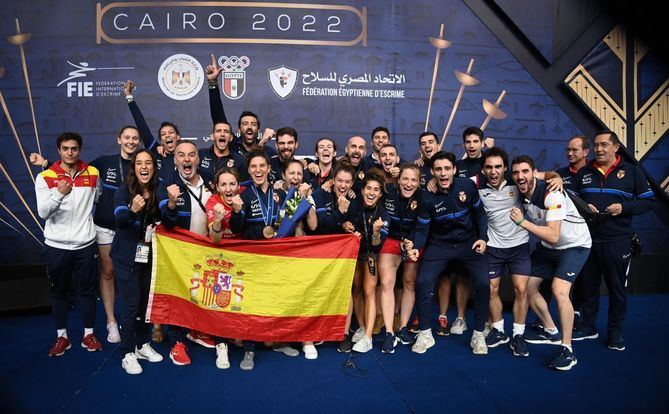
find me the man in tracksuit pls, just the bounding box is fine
[573,130,655,350]
[36,132,103,357]
[405,151,490,355]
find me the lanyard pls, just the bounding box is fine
[361,205,378,254]
[251,185,275,227]
[118,156,126,184]
[185,183,206,213]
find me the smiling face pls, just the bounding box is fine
[216,172,240,205]
[118,127,140,159]
[431,158,456,191]
[379,146,399,174]
[282,161,304,187]
[333,170,354,197]
[239,115,259,146]
[419,133,439,161]
[316,139,336,165]
[248,155,269,187]
[277,133,298,162]
[213,122,233,155]
[159,125,180,154]
[57,139,81,169]
[511,162,536,196]
[134,151,155,186]
[372,130,390,153]
[361,179,383,208]
[463,133,483,159]
[346,136,366,167]
[593,133,619,166]
[175,142,199,181]
[483,155,506,189]
[398,167,420,198]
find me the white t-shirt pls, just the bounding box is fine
[182,175,212,236]
[524,190,592,250]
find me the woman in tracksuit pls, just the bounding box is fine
[345,168,390,353]
[111,150,176,375]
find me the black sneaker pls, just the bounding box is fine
[396,327,414,345]
[572,328,599,341]
[524,328,562,345]
[485,328,510,348]
[381,332,398,354]
[337,334,353,353]
[608,336,625,351]
[510,334,529,357]
[549,346,577,371]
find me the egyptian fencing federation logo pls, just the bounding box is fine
[157,54,204,101]
[268,65,298,99]
[219,56,250,100]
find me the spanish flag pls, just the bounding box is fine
[147,226,360,342]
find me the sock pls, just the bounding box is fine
[492,319,504,332]
[84,328,94,336]
[563,343,573,352]
[57,329,67,339]
[438,314,447,319]
[545,327,559,335]
[513,323,525,337]
[574,311,580,316]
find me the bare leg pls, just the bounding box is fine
[399,262,419,327]
[379,254,401,334]
[98,244,116,325]
[552,278,574,344]
[528,276,557,330]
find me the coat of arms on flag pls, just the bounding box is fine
[268,65,298,99]
[219,55,250,100]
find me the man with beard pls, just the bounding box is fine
[205,55,277,159]
[306,138,338,188]
[405,151,490,355]
[573,130,654,350]
[361,126,395,172]
[510,155,591,370]
[162,141,214,365]
[198,119,249,190]
[268,127,311,185]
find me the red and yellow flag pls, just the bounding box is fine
[147,226,360,342]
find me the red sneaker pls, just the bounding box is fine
[187,330,215,348]
[48,336,72,357]
[407,316,420,334]
[170,341,191,365]
[81,333,103,352]
[436,315,450,336]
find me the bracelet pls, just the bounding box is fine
[371,233,381,240]
[515,218,525,226]
[208,83,218,89]
[211,223,222,233]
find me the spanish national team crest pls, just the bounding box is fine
[617,169,625,179]
[219,56,250,100]
[459,191,467,203]
[227,159,235,168]
[188,256,245,310]
[268,65,298,99]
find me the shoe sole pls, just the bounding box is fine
[510,345,529,357]
[608,345,625,351]
[487,338,510,348]
[336,348,352,353]
[216,361,231,369]
[81,343,102,352]
[551,359,578,371]
[472,349,488,355]
[572,333,599,341]
[169,354,190,366]
[186,334,216,349]
[450,329,467,335]
[107,336,121,344]
[525,338,561,345]
[411,341,435,354]
[435,330,450,337]
[135,353,163,363]
[272,348,299,357]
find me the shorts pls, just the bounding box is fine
[531,244,590,283]
[95,225,115,245]
[379,238,421,263]
[487,243,531,279]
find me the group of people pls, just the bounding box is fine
[32,55,655,375]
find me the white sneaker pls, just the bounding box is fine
[135,343,163,362]
[351,327,366,343]
[215,343,230,369]
[352,335,373,353]
[482,321,492,337]
[122,352,142,375]
[470,330,488,355]
[107,322,121,344]
[411,330,435,354]
[450,317,468,335]
[272,345,299,357]
[303,344,318,360]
